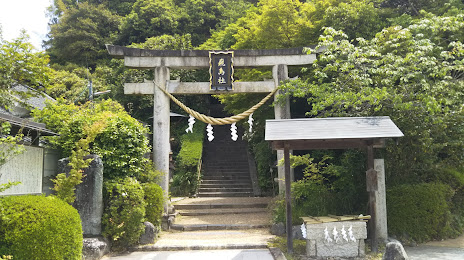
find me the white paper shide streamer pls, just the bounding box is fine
[185,115,195,133]
[301,223,307,239]
[341,225,348,242]
[348,225,356,242]
[247,113,254,133]
[207,123,214,142]
[333,227,340,243]
[230,122,238,141]
[324,227,333,243]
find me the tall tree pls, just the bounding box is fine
[0,32,51,108]
[46,2,121,68]
[117,0,178,45]
[279,12,464,184]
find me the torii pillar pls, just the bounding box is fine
[106,45,316,201]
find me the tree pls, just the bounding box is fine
[280,12,464,184]
[117,0,178,45]
[0,32,51,108]
[33,99,151,180]
[46,2,121,68]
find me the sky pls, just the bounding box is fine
[0,0,51,50]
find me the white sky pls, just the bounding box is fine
[0,0,51,50]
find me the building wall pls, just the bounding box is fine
[0,145,43,196]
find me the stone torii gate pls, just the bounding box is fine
[106,45,316,197]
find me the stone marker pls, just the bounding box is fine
[383,241,409,260]
[59,154,104,236]
[139,221,157,245]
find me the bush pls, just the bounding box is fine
[142,182,165,226]
[171,122,205,196]
[33,99,151,181]
[387,183,454,243]
[0,195,82,260]
[102,177,146,250]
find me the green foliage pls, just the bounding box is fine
[171,122,205,196]
[387,183,455,242]
[117,0,179,45]
[0,32,51,108]
[102,177,146,250]
[53,119,106,204]
[280,12,464,185]
[0,195,82,259]
[142,182,165,226]
[46,2,121,68]
[272,151,367,224]
[0,122,24,168]
[0,122,24,194]
[33,99,151,180]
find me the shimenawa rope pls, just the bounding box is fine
[157,85,278,125]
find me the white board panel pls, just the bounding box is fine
[0,145,43,196]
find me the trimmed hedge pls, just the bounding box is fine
[102,177,146,250]
[387,183,454,243]
[142,182,165,226]
[171,122,205,196]
[0,195,82,260]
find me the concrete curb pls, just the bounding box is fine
[269,247,287,260]
[131,243,269,252]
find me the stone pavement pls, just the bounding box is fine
[404,233,464,260]
[102,249,275,260]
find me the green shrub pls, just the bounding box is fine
[387,183,454,243]
[0,195,82,260]
[102,177,146,250]
[171,122,205,196]
[33,99,151,181]
[142,182,165,226]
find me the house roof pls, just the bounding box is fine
[0,112,58,136]
[265,117,403,150]
[11,85,55,110]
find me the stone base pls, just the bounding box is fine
[82,237,109,260]
[305,221,367,258]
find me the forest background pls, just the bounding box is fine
[1,0,464,244]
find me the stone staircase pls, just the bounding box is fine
[171,197,272,231]
[198,124,255,197]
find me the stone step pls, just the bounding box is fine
[171,211,271,231]
[177,207,267,216]
[203,168,250,172]
[197,191,254,197]
[201,176,250,180]
[202,174,250,179]
[199,183,253,188]
[198,187,253,193]
[135,229,275,251]
[174,202,269,210]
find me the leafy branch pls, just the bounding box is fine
[53,117,107,204]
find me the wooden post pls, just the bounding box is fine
[284,142,293,254]
[366,144,378,253]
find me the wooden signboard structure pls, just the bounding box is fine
[265,117,403,253]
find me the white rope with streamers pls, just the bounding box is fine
[185,115,195,133]
[206,124,214,142]
[231,122,238,141]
